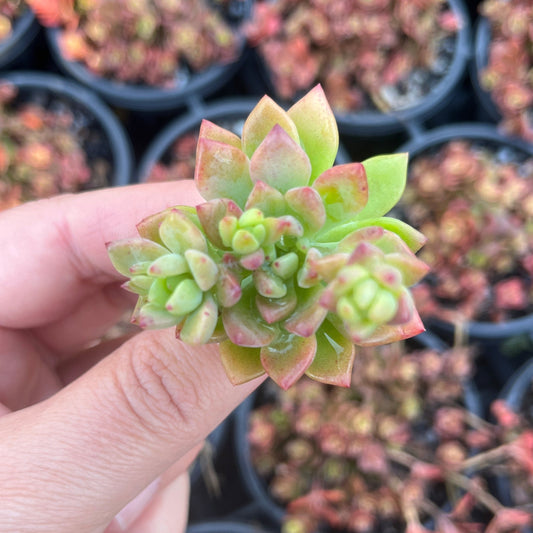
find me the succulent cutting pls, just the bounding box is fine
[107,85,429,389]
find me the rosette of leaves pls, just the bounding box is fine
[108,85,429,389]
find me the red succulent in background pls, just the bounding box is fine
[245,0,459,113]
[401,140,533,324]
[0,82,104,211]
[479,0,533,141]
[0,0,26,41]
[27,0,242,87]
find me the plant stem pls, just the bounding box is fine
[459,443,509,472]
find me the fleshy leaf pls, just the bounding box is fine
[196,198,242,249]
[306,321,355,387]
[184,249,219,291]
[136,207,175,244]
[159,209,207,254]
[241,95,299,158]
[284,286,328,337]
[222,289,277,347]
[216,265,242,307]
[249,125,311,194]
[353,309,425,346]
[178,294,218,345]
[148,254,188,278]
[355,153,408,220]
[245,180,286,217]
[107,238,169,277]
[287,84,339,181]
[353,217,427,253]
[199,119,242,149]
[166,278,203,315]
[313,163,368,222]
[195,138,253,207]
[384,253,430,286]
[253,269,287,298]
[135,302,183,329]
[256,285,298,324]
[285,187,326,232]
[260,332,317,390]
[219,341,265,385]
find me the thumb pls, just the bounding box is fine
[0,329,265,533]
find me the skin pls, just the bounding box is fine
[0,180,266,533]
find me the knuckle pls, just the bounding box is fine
[113,331,204,437]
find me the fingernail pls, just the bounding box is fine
[113,477,161,530]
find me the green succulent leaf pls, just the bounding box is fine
[245,180,286,217]
[256,285,298,324]
[285,186,326,233]
[196,198,242,250]
[313,163,368,222]
[284,286,328,337]
[260,332,317,390]
[107,238,169,277]
[306,320,355,387]
[199,119,242,149]
[241,95,299,158]
[355,153,408,220]
[249,125,311,194]
[219,341,265,385]
[178,294,218,345]
[195,138,253,207]
[287,84,339,181]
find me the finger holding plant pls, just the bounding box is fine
[108,85,429,389]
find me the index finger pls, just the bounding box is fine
[0,180,203,328]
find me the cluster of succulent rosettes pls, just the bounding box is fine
[108,85,429,390]
[401,140,533,324]
[245,0,459,113]
[0,82,101,211]
[0,0,25,41]
[28,0,240,87]
[479,0,533,142]
[249,343,533,533]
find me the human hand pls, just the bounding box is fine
[0,181,266,533]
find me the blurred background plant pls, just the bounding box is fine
[28,0,243,87]
[400,140,533,325]
[245,0,460,113]
[0,81,107,210]
[0,0,25,42]
[248,340,533,533]
[478,0,533,142]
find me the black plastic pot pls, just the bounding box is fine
[187,521,273,533]
[233,331,482,531]
[1,71,133,188]
[470,17,502,123]
[398,123,533,384]
[244,0,471,137]
[136,97,351,184]
[0,9,39,70]
[45,2,252,112]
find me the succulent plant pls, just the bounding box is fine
[249,342,533,533]
[0,0,25,41]
[108,85,429,389]
[245,0,459,113]
[27,0,241,87]
[479,0,533,142]
[400,140,533,324]
[0,81,105,211]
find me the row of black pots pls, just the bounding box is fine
[0,0,512,139]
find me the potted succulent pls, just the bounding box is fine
[0,0,39,68]
[397,123,533,384]
[244,0,471,136]
[187,521,274,533]
[106,84,430,390]
[27,0,252,111]
[234,332,533,533]
[472,0,533,141]
[0,71,132,210]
